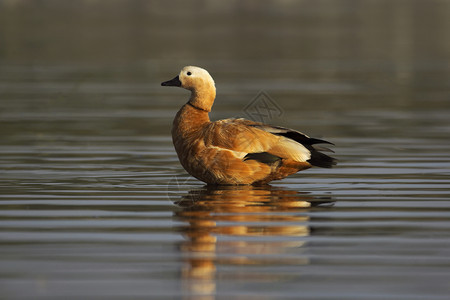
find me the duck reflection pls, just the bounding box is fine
[173,185,333,299]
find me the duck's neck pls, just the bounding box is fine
[188,82,216,112]
[172,83,215,143]
[172,104,210,137]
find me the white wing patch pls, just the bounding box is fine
[273,137,311,162]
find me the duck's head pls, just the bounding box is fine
[161,66,216,112]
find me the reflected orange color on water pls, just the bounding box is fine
[174,186,333,298]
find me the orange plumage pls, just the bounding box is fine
[162,66,336,185]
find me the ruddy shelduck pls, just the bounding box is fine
[162,66,336,185]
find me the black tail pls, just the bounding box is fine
[307,149,337,168]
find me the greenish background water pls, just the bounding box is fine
[1,0,450,299]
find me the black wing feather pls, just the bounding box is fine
[268,126,334,146]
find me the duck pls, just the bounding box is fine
[161,66,336,185]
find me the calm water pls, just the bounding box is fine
[1,1,450,299]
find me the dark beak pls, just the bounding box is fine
[161,75,181,87]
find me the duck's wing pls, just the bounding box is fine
[248,123,337,168]
[203,118,336,168]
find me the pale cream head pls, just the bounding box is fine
[178,66,215,91]
[162,66,216,112]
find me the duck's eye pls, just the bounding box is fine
[187,71,192,76]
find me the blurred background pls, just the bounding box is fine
[1,0,449,139]
[1,0,450,299]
